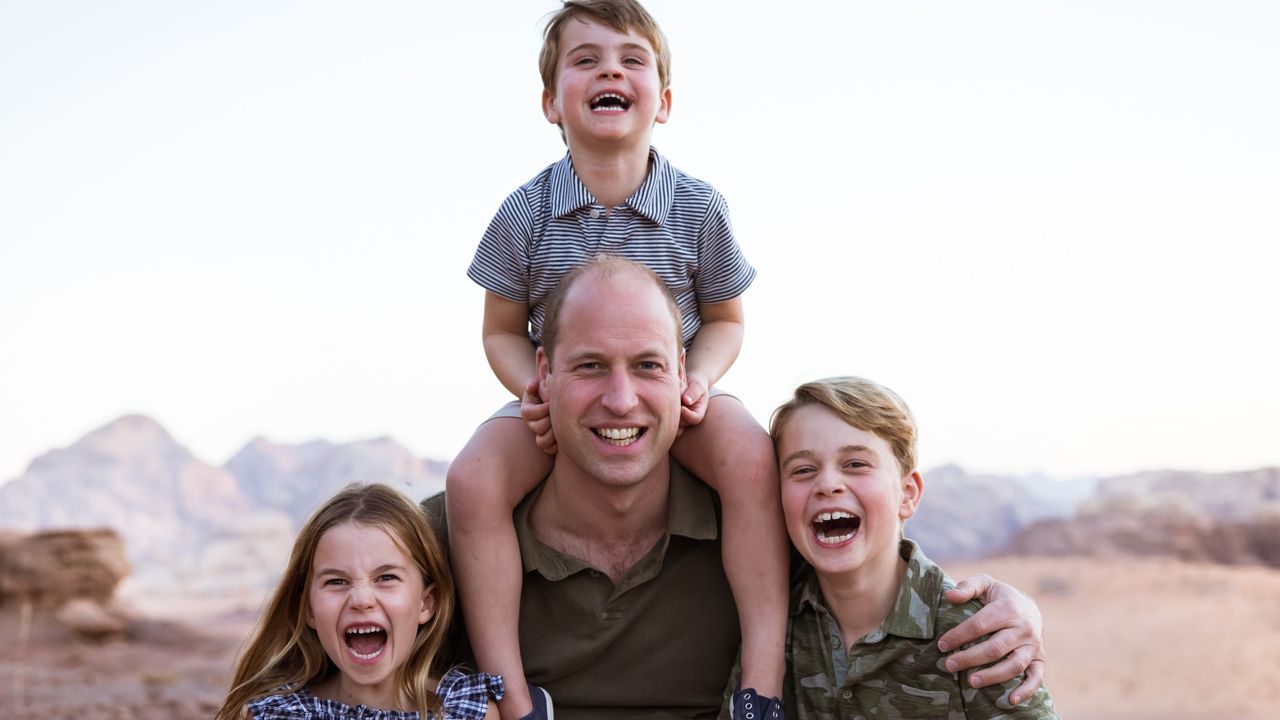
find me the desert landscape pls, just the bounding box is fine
[4,555,1277,719]
[2,416,1278,718]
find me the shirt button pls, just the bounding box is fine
[841,689,853,701]
[590,208,601,218]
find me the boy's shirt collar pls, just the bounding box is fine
[793,538,948,643]
[549,147,675,226]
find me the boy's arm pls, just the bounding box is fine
[938,575,1047,705]
[481,291,538,398]
[682,297,745,426]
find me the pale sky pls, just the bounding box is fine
[2,0,1277,486]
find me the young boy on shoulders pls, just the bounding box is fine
[770,377,1058,718]
[447,2,789,718]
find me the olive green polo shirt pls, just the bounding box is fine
[423,460,739,720]
[784,539,1058,719]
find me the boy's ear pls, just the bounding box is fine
[542,88,561,125]
[655,86,672,125]
[418,583,437,625]
[899,470,924,521]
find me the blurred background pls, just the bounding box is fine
[2,1,1278,718]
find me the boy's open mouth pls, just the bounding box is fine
[344,624,388,660]
[812,511,860,545]
[590,92,631,112]
[594,427,643,446]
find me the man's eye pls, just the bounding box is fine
[638,361,661,371]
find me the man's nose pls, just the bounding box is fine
[601,368,639,415]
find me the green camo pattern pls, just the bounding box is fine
[784,539,1058,719]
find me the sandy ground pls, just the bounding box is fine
[945,556,1280,720]
[3,556,1278,718]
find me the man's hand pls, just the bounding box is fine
[939,574,1046,705]
[521,377,556,455]
[680,374,710,428]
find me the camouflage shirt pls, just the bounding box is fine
[784,539,1058,719]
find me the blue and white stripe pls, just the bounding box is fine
[467,147,756,347]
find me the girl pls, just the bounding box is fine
[217,483,502,720]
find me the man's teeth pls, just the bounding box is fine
[596,427,640,446]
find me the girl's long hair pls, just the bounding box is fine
[215,483,454,719]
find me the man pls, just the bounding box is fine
[425,256,1044,719]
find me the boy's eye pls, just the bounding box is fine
[623,56,644,65]
[843,460,870,470]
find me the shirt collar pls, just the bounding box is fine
[548,147,675,226]
[514,457,718,581]
[792,539,946,642]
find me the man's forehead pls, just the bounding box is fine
[559,272,680,344]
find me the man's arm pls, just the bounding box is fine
[938,575,1046,706]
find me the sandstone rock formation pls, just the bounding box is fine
[0,528,130,606]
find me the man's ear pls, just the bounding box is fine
[655,86,672,125]
[677,349,687,393]
[899,469,924,521]
[542,88,561,125]
[536,346,550,383]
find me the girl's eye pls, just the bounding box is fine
[323,578,347,587]
[573,56,596,66]
[378,574,400,583]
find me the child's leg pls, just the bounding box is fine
[446,413,554,719]
[671,394,787,699]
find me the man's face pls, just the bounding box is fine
[538,271,685,489]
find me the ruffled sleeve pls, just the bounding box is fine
[435,668,505,719]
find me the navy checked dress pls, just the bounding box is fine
[247,668,503,719]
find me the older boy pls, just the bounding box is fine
[447,2,789,718]
[770,378,1058,718]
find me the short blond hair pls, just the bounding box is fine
[539,0,672,93]
[770,377,918,475]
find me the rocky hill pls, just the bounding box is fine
[0,415,447,610]
[905,464,1092,560]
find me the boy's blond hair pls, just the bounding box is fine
[539,0,672,93]
[770,377,919,476]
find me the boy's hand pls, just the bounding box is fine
[938,574,1046,705]
[521,377,556,455]
[679,374,710,428]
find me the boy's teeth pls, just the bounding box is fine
[816,529,856,544]
[815,511,854,523]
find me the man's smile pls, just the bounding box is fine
[594,426,644,446]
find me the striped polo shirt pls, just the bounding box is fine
[468,147,756,347]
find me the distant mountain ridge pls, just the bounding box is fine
[0,415,447,610]
[2,415,1275,612]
